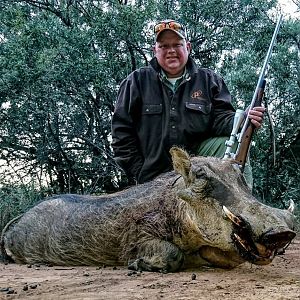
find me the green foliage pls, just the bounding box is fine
[0,0,299,224]
[0,184,46,233]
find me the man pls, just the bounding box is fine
[111,20,264,185]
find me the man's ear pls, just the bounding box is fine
[186,41,191,54]
[152,44,157,55]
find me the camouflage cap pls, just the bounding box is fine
[154,20,187,41]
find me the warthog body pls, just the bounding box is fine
[1,148,296,272]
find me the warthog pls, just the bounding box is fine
[1,147,296,272]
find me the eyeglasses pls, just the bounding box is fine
[154,20,186,39]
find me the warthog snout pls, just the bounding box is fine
[223,205,296,266]
[260,229,296,250]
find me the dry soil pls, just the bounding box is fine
[0,239,299,300]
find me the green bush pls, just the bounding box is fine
[0,184,49,233]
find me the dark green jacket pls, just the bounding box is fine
[111,56,235,183]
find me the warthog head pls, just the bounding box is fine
[170,147,296,268]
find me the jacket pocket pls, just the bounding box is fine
[185,101,211,114]
[142,104,162,115]
[184,101,212,133]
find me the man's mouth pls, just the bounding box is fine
[167,56,178,61]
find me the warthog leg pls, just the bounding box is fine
[127,239,184,273]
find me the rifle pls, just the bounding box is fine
[223,14,283,172]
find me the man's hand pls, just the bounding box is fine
[248,106,265,129]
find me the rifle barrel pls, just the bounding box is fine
[238,14,283,143]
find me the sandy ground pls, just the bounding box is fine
[0,239,299,300]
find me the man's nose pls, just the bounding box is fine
[167,46,176,52]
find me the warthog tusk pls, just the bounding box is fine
[287,200,295,213]
[223,206,242,226]
[233,233,251,251]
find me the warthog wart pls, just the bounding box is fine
[1,147,296,273]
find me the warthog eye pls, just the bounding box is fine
[194,169,207,179]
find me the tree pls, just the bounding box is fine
[0,0,156,193]
[0,0,298,213]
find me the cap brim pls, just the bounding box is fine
[155,29,186,41]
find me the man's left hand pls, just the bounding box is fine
[248,106,265,129]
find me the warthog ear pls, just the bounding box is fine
[169,147,194,186]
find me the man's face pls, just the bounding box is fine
[154,30,191,78]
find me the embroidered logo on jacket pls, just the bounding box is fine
[191,90,203,99]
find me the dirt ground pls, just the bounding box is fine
[0,239,299,300]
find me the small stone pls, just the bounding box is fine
[29,284,38,289]
[6,288,15,294]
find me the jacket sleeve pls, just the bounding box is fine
[111,74,144,181]
[210,72,235,136]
